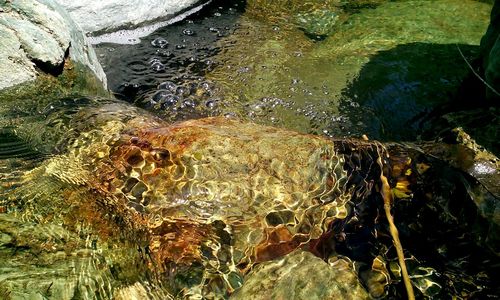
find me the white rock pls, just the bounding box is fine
[0,24,37,89]
[56,0,203,34]
[0,0,107,90]
[0,14,67,69]
[88,2,211,45]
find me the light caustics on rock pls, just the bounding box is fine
[1,96,426,298]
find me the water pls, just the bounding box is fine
[1,0,498,299]
[95,0,491,140]
[95,1,247,122]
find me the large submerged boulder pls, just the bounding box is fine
[206,0,492,139]
[0,0,106,90]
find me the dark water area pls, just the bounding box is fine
[95,0,246,121]
[339,42,482,141]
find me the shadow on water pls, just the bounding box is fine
[339,42,482,142]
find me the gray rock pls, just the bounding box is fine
[0,24,37,89]
[0,15,66,69]
[55,0,203,34]
[231,250,369,300]
[0,0,106,90]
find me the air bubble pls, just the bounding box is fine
[182,98,197,108]
[152,90,170,102]
[151,37,168,48]
[200,81,213,91]
[156,50,173,57]
[205,100,217,109]
[158,81,177,92]
[162,94,180,108]
[176,86,189,97]
[182,29,195,36]
[151,62,165,72]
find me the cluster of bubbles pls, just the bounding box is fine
[94,2,244,111]
[245,97,294,120]
[139,80,223,121]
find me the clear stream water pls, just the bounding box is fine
[0,0,498,299]
[95,0,492,141]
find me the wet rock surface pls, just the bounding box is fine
[0,93,498,298]
[231,250,369,300]
[0,212,150,300]
[0,0,106,90]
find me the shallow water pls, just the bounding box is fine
[1,0,498,299]
[95,0,490,139]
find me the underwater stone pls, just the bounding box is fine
[2,96,498,297]
[295,9,340,39]
[207,0,492,137]
[231,250,369,300]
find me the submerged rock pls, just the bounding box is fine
[0,0,106,90]
[295,9,340,39]
[231,250,369,300]
[0,1,496,298]
[479,0,500,101]
[0,95,497,298]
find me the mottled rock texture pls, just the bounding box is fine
[231,250,369,300]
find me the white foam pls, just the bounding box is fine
[88,1,212,45]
